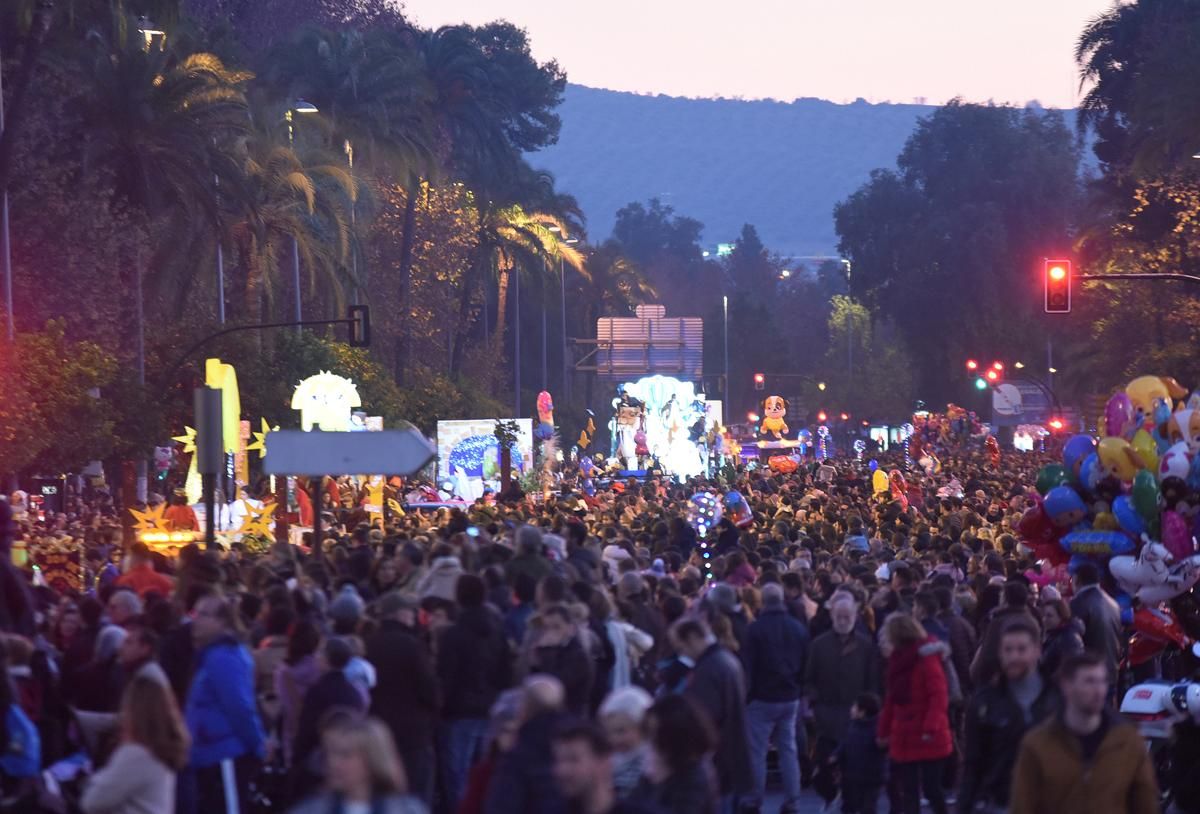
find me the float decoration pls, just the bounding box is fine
[129,503,171,533]
[291,371,362,432]
[235,501,276,539]
[246,418,274,458]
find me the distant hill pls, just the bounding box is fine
[531,85,937,258]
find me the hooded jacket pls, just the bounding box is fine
[743,600,810,703]
[416,556,464,602]
[878,637,953,764]
[184,635,266,767]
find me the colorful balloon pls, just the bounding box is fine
[1132,469,1160,524]
[1112,495,1146,537]
[1131,429,1159,473]
[686,492,722,538]
[1159,442,1192,482]
[1161,509,1194,561]
[1097,437,1140,482]
[1044,485,1087,528]
[1104,392,1135,438]
[872,469,889,495]
[1036,464,1070,496]
[1126,375,1187,424]
[1063,434,1097,479]
[1060,529,1136,558]
[722,491,753,528]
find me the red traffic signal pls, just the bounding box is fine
[1044,259,1071,313]
[753,373,765,391]
[965,359,979,371]
[985,368,1001,383]
[817,411,827,423]
[1049,418,1064,431]
[992,361,1004,371]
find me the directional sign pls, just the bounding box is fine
[263,429,436,476]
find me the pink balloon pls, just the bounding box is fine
[1105,392,1135,438]
[1162,510,1195,561]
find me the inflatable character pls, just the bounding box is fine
[758,395,789,441]
[612,391,644,470]
[1126,375,1188,428]
[577,410,596,451]
[291,371,362,431]
[985,435,1000,469]
[1167,410,1200,453]
[722,491,753,528]
[535,391,555,442]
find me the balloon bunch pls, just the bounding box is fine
[722,491,753,528]
[688,492,722,580]
[1021,375,1200,622]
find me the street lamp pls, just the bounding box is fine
[817,381,826,391]
[560,237,578,399]
[137,16,166,51]
[723,295,730,417]
[286,101,319,333]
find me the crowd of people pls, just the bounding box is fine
[0,447,1166,814]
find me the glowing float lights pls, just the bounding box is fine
[689,492,722,581]
[853,439,866,461]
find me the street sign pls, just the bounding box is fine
[263,429,436,476]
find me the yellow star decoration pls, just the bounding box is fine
[237,501,276,538]
[129,503,171,532]
[172,426,197,454]
[246,418,274,458]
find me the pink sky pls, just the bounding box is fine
[401,0,1116,108]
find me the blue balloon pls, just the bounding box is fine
[1060,529,1136,558]
[1063,434,1097,479]
[1043,485,1086,525]
[1112,495,1146,537]
[1079,453,1101,493]
[868,459,879,472]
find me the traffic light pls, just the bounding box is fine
[348,304,371,347]
[1049,418,1064,431]
[965,359,979,372]
[974,378,988,391]
[817,410,827,423]
[985,368,1001,384]
[1044,259,1071,313]
[753,373,765,391]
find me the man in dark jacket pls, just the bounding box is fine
[1068,562,1124,681]
[485,675,569,814]
[971,581,1042,686]
[743,583,810,813]
[438,574,512,812]
[804,593,880,805]
[672,617,753,811]
[505,525,554,586]
[527,603,593,717]
[934,586,977,695]
[365,590,439,805]
[290,637,365,796]
[959,620,1059,814]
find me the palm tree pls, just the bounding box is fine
[71,15,249,377]
[581,240,656,325]
[225,125,357,323]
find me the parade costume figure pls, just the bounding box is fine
[758,395,789,442]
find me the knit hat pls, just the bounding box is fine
[329,585,365,626]
[706,582,742,615]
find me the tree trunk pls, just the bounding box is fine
[492,265,510,350]
[395,187,418,385]
[449,259,477,377]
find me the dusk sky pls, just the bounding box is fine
[402,0,1117,108]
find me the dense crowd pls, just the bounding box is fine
[0,449,1163,814]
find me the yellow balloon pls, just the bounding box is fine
[1098,436,1140,482]
[1093,512,1119,531]
[1126,375,1187,420]
[1130,428,1159,473]
[872,469,889,495]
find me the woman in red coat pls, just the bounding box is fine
[878,613,952,814]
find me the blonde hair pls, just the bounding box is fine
[121,676,191,771]
[322,715,408,795]
[882,613,927,650]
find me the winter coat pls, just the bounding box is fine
[416,556,464,602]
[292,670,365,774]
[633,759,717,814]
[1069,584,1124,679]
[437,605,512,719]
[743,602,810,703]
[958,675,1060,811]
[275,654,321,767]
[483,711,567,814]
[80,742,174,814]
[685,643,753,796]
[503,552,553,587]
[183,635,266,767]
[1009,710,1158,814]
[365,620,439,751]
[1040,619,1085,681]
[937,609,977,694]
[529,637,593,717]
[288,792,428,814]
[805,629,882,742]
[878,638,953,764]
[836,715,887,784]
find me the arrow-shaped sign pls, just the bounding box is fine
[263,429,436,476]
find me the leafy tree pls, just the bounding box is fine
[835,102,1080,403]
[611,197,720,318]
[0,321,118,475]
[726,224,779,300]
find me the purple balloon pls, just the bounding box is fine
[1105,392,1134,438]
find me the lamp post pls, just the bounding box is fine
[286,101,319,334]
[723,294,730,417]
[562,238,577,400]
[345,139,358,304]
[0,59,11,341]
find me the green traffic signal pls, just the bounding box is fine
[974,377,987,390]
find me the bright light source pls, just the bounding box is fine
[294,100,320,114]
[780,269,792,279]
[966,359,979,371]
[992,361,1004,371]
[1014,361,1025,369]
[1048,265,1066,281]
[1049,418,1064,430]
[1049,367,1058,374]
[840,412,849,421]
[985,369,999,382]
[748,412,760,422]
[817,411,828,423]
[817,382,826,391]
[974,378,988,390]
[753,373,765,384]
[548,225,561,233]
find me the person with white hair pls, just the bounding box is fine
[598,686,653,799]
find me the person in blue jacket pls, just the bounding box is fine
[179,594,265,814]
